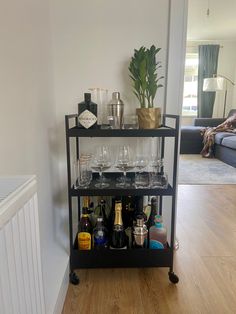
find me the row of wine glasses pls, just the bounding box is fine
[91,145,132,188]
[89,144,164,189]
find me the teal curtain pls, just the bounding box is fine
[197,45,220,118]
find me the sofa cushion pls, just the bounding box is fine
[221,135,236,150]
[181,126,202,140]
[215,132,236,145]
[180,126,203,154]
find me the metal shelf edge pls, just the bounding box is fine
[70,184,174,197]
[68,127,177,137]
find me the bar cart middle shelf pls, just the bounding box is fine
[65,114,179,285]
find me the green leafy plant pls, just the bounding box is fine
[129,45,163,108]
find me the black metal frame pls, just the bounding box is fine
[65,114,179,284]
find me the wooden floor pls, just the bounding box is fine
[62,185,236,314]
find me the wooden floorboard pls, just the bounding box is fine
[62,185,236,314]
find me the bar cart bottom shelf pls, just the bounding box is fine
[71,247,172,268]
[70,247,179,285]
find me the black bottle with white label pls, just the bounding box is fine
[78,93,97,129]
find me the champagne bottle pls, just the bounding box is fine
[78,93,97,129]
[110,201,127,249]
[78,196,92,250]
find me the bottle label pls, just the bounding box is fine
[78,232,91,250]
[149,239,164,249]
[78,110,97,129]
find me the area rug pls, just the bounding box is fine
[178,154,236,185]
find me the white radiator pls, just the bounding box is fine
[0,176,45,314]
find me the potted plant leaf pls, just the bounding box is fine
[129,45,163,129]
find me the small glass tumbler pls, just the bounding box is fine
[150,159,168,189]
[150,172,168,189]
[74,158,92,189]
[80,153,93,183]
[134,171,150,189]
[107,115,120,129]
[123,115,139,129]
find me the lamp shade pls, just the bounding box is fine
[203,77,224,91]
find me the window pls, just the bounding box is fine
[182,53,198,116]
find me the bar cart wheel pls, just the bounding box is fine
[70,271,80,285]
[168,271,179,284]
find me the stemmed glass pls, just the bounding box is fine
[135,155,149,188]
[116,145,135,187]
[91,146,111,188]
[136,155,149,172]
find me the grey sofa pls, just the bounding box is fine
[180,109,236,167]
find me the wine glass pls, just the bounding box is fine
[91,146,111,188]
[116,145,135,187]
[136,155,149,171]
[135,155,149,188]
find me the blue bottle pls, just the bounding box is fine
[149,215,167,249]
[93,217,108,249]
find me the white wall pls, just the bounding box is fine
[216,40,236,116]
[0,1,68,313]
[50,0,168,117]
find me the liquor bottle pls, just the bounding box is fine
[110,201,128,249]
[88,201,97,228]
[149,215,167,249]
[121,196,135,248]
[122,196,135,229]
[133,196,147,225]
[78,196,92,250]
[146,197,158,229]
[93,217,108,249]
[132,217,148,248]
[78,93,97,129]
[94,198,110,230]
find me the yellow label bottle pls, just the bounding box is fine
[78,196,92,250]
[78,232,91,250]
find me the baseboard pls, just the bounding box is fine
[53,260,70,314]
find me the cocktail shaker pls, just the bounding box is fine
[133,217,148,248]
[107,92,124,128]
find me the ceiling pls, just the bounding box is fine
[187,0,236,40]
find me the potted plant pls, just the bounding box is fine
[129,45,163,129]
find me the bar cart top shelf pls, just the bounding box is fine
[66,114,179,138]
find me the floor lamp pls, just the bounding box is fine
[203,74,235,117]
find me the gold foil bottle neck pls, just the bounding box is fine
[83,196,89,208]
[114,201,123,226]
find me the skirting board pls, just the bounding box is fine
[53,260,69,314]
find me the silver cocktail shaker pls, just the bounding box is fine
[133,218,148,247]
[107,92,124,128]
